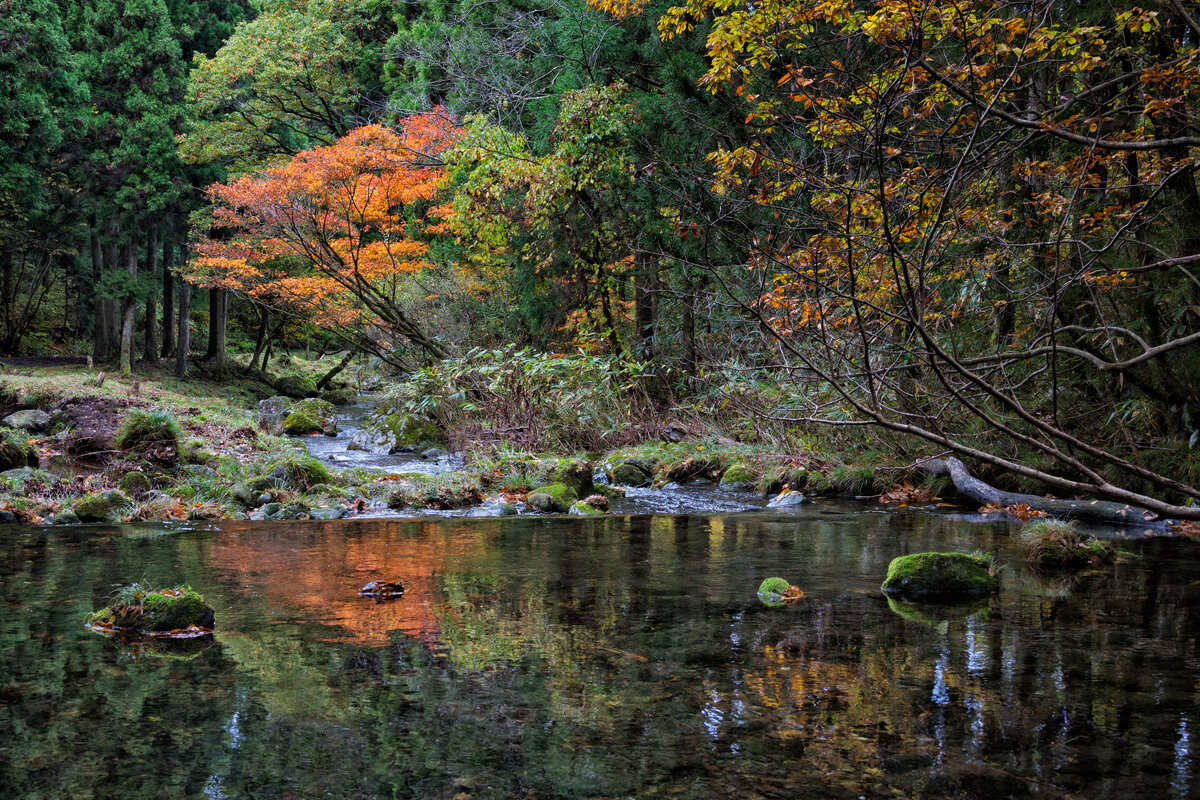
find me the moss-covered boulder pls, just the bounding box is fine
[0,427,38,471]
[117,470,152,497]
[353,412,446,453]
[719,463,758,493]
[609,462,649,487]
[551,459,594,497]
[275,374,318,399]
[527,483,577,513]
[881,552,999,600]
[283,398,337,436]
[87,585,215,633]
[72,490,133,523]
[568,501,603,515]
[319,388,357,406]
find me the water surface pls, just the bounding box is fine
[1,509,1197,799]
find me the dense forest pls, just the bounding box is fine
[3,0,1200,516]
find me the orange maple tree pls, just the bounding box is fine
[190,110,462,360]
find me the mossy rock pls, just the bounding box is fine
[2,409,51,432]
[568,501,603,515]
[275,374,318,399]
[256,396,294,435]
[719,463,758,493]
[282,410,322,436]
[0,427,38,471]
[263,454,335,490]
[377,413,446,450]
[551,459,594,497]
[0,466,44,486]
[118,470,152,496]
[609,462,649,487]
[319,388,357,406]
[87,585,214,633]
[881,552,999,600]
[284,398,337,436]
[72,490,133,523]
[527,483,577,513]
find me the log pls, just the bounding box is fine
[919,456,1161,525]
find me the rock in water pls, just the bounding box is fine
[881,552,999,600]
[87,585,215,633]
[767,489,806,508]
[359,579,405,598]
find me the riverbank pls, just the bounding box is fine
[0,358,924,525]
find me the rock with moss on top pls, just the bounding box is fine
[568,501,603,515]
[881,552,999,600]
[608,462,649,487]
[72,490,133,523]
[352,412,445,454]
[527,483,577,513]
[319,388,357,406]
[719,463,758,493]
[114,410,182,463]
[2,409,51,433]
[87,584,214,633]
[282,398,338,436]
[550,459,594,497]
[274,374,317,399]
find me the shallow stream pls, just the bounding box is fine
[1,508,1197,799]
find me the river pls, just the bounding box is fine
[1,506,1197,799]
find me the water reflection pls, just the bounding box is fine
[0,513,1198,799]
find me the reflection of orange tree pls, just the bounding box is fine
[189,112,461,365]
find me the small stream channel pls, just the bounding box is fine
[302,401,773,516]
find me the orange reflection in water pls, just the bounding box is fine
[209,519,489,646]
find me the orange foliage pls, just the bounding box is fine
[190,111,462,330]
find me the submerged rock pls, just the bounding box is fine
[881,552,999,600]
[359,579,405,598]
[2,409,51,433]
[87,585,215,633]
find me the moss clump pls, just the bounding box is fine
[265,452,335,489]
[275,374,317,399]
[568,501,602,515]
[284,398,337,436]
[117,470,152,496]
[527,483,577,513]
[73,490,133,522]
[0,427,38,471]
[550,459,594,497]
[385,473,483,510]
[114,409,182,453]
[881,552,999,600]
[87,584,214,632]
[319,388,357,405]
[719,463,758,492]
[281,410,321,435]
[1019,519,1117,569]
[609,462,650,486]
[377,412,446,450]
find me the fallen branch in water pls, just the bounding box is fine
[918,456,1161,525]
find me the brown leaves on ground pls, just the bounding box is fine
[979,503,1050,521]
[879,482,940,505]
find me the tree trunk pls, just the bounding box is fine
[210,288,227,376]
[316,349,355,390]
[176,278,190,379]
[248,303,269,372]
[118,238,137,376]
[161,237,174,358]
[144,224,159,364]
[634,252,656,361]
[681,276,696,375]
[92,217,110,362]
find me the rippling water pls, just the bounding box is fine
[1,510,1197,799]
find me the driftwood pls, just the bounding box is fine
[919,456,1161,525]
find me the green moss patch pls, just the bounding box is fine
[527,483,577,513]
[72,490,133,523]
[87,584,214,633]
[1019,519,1117,569]
[881,552,999,600]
